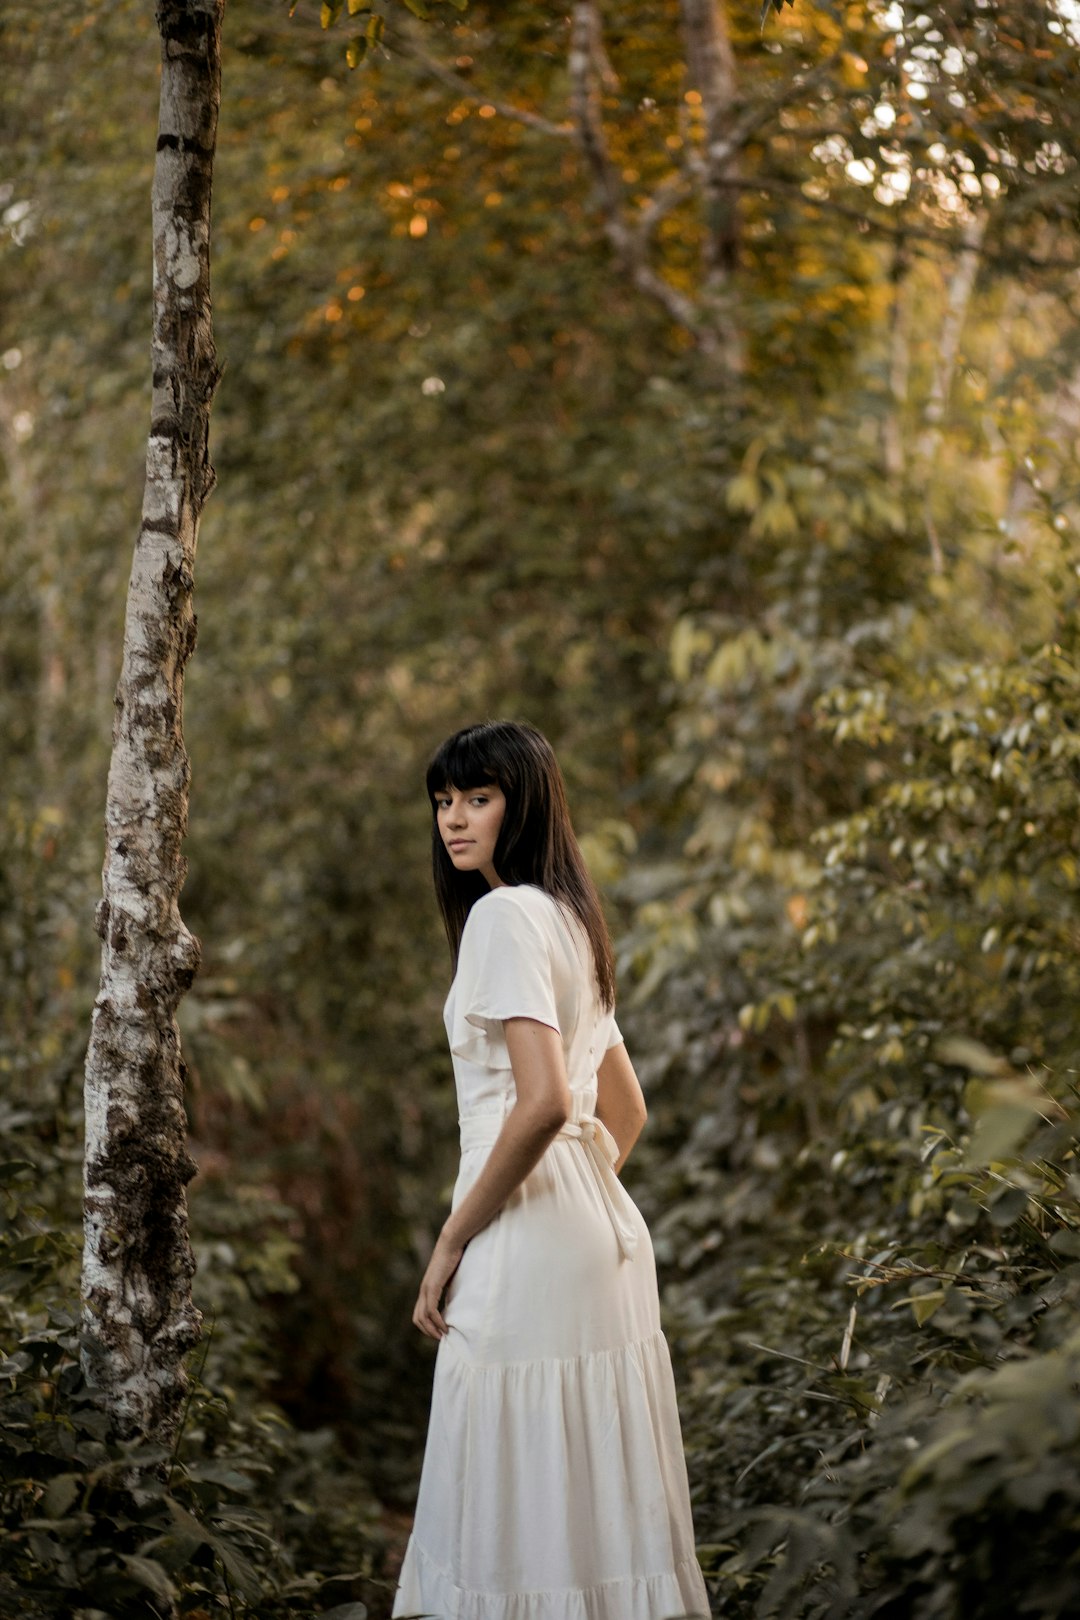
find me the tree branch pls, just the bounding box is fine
[568,1,717,345]
[391,34,574,139]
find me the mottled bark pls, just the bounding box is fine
[882,236,912,487]
[679,0,739,279]
[81,0,223,1445]
[679,0,744,372]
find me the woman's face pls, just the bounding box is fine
[434,782,507,888]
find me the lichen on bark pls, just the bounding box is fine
[81,0,224,1447]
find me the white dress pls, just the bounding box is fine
[393,884,709,1620]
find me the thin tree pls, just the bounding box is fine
[81,0,223,1445]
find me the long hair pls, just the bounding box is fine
[425,721,616,1010]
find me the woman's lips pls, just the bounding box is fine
[448,840,472,850]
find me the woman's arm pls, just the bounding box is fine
[595,1041,647,1173]
[412,1018,570,1340]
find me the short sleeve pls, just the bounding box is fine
[604,1014,624,1051]
[448,891,561,1068]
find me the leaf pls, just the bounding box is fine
[346,35,368,67]
[963,1103,1042,1170]
[214,1537,263,1602]
[903,1288,947,1326]
[988,1185,1029,1227]
[121,1555,177,1603]
[346,0,371,11]
[165,1497,213,1546]
[936,1036,1010,1076]
[399,0,430,15]
[726,472,760,514]
[0,1159,35,1182]
[320,0,344,26]
[43,1474,79,1517]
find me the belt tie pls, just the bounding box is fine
[458,1109,638,1263]
[557,1114,638,1263]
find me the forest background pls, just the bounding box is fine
[2,0,1080,1615]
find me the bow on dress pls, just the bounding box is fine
[555,1113,639,1262]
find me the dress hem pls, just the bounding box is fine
[392,1535,710,1620]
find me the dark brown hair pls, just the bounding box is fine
[426,721,616,1010]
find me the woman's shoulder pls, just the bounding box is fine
[463,884,561,941]
[473,883,556,913]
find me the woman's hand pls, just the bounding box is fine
[412,1019,570,1341]
[412,1224,465,1341]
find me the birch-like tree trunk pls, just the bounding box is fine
[81,0,223,1445]
[679,0,745,373]
[916,211,987,574]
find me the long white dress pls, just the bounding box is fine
[393,883,709,1620]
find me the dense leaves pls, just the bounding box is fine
[2,0,1079,1614]
[0,1081,389,1617]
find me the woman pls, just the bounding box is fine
[393,721,709,1620]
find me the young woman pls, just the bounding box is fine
[393,721,709,1620]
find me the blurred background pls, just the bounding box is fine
[3,1,1080,1614]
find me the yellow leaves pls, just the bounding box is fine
[705,630,768,691]
[738,991,797,1033]
[901,1288,948,1327]
[839,50,869,87]
[669,616,712,682]
[726,472,760,514]
[578,820,637,885]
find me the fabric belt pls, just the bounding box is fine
[458,1109,638,1263]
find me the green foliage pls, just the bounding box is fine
[623,536,1080,1614]
[2,0,1080,1615]
[0,1084,389,1618]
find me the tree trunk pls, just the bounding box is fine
[916,210,987,575]
[679,0,739,279]
[679,0,745,373]
[81,0,223,1445]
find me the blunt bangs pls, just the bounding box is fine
[424,719,616,1008]
[425,725,502,802]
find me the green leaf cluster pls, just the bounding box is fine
[0,1084,389,1617]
